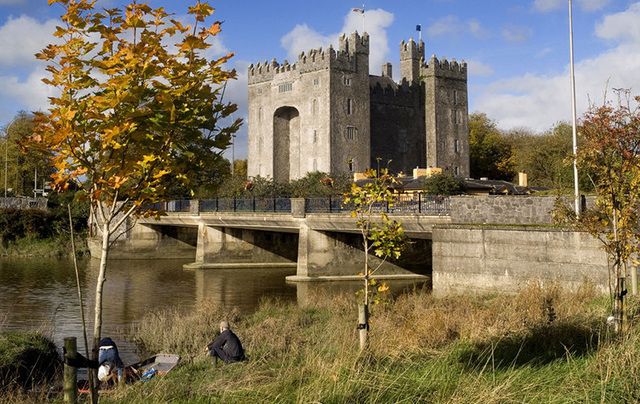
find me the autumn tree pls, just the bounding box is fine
[32,0,240,366]
[562,92,640,332]
[343,169,405,350]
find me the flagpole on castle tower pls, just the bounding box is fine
[352,4,365,33]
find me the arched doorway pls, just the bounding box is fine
[273,106,300,183]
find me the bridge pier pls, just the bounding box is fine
[289,224,430,281]
[186,225,298,269]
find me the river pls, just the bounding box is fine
[0,258,427,363]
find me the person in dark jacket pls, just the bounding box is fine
[97,337,125,383]
[205,321,245,364]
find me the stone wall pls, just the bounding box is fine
[450,196,558,225]
[432,225,608,293]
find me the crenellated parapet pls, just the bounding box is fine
[248,32,370,85]
[422,54,467,80]
[370,78,422,108]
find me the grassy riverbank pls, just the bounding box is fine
[0,234,89,258]
[90,283,640,403]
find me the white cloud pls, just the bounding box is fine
[426,15,490,40]
[533,0,610,12]
[280,9,394,76]
[467,59,494,77]
[474,3,640,132]
[595,3,640,43]
[468,19,489,39]
[281,24,333,62]
[0,67,57,114]
[427,15,462,37]
[536,47,553,58]
[502,25,532,43]
[0,15,57,67]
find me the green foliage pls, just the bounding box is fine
[507,123,593,191]
[216,171,352,198]
[469,113,514,181]
[0,112,53,197]
[343,168,406,308]
[0,331,60,391]
[423,172,466,195]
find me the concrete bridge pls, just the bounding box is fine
[101,195,610,292]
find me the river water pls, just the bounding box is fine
[0,258,427,364]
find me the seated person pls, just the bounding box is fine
[205,321,246,364]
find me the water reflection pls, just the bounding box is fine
[0,258,428,364]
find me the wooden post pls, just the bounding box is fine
[63,337,77,403]
[358,304,369,351]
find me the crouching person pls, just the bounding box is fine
[205,321,246,365]
[97,337,125,385]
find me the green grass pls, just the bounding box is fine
[0,234,89,258]
[90,284,640,403]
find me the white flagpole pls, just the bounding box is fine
[569,0,580,216]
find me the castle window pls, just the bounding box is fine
[453,109,459,124]
[347,98,353,115]
[278,82,293,93]
[454,139,460,153]
[348,158,357,172]
[258,107,263,122]
[345,126,358,141]
[343,76,352,86]
[453,90,458,104]
[313,129,318,143]
[454,166,460,176]
[313,78,320,86]
[312,99,318,115]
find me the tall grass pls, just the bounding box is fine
[103,283,640,403]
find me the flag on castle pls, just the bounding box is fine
[416,24,421,32]
[352,7,364,14]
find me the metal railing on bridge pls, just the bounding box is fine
[156,194,450,216]
[200,198,292,213]
[305,194,450,215]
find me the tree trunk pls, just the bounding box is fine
[358,304,369,351]
[89,223,110,400]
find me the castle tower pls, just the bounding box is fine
[246,31,370,180]
[330,32,370,175]
[400,38,424,84]
[422,55,470,177]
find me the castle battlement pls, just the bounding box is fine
[248,32,370,84]
[400,38,425,61]
[422,55,467,79]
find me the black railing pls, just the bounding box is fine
[200,197,291,213]
[158,194,450,215]
[305,194,450,215]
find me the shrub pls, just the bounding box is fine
[0,332,60,391]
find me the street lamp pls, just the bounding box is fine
[568,0,580,216]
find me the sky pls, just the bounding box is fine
[0,0,638,160]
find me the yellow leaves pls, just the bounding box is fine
[153,169,170,179]
[188,2,214,22]
[138,154,159,169]
[377,283,389,293]
[207,21,221,36]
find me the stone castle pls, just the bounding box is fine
[247,31,469,181]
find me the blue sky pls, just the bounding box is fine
[0,0,638,160]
